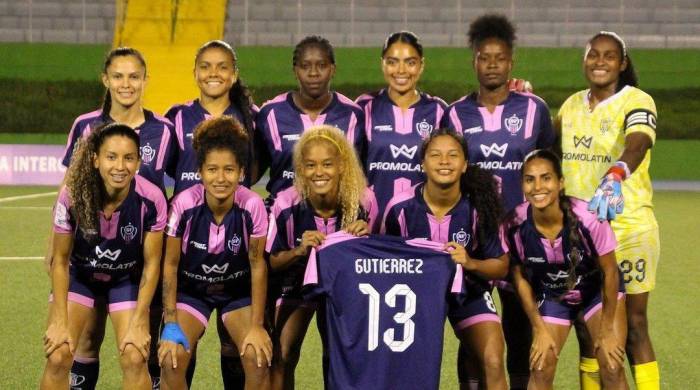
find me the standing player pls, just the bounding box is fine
[254,36,365,204]
[382,129,509,390]
[442,14,555,389]
[266,125,378,389]
[355,31,447,218]
[157,117,271,390]
[40,124,166,390]
[52,47,175,390]
[165,39,258,388]
[557,31,659,390]
[506,149,628,389]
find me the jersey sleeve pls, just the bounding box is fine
[361,188,380,234]
[53,187,75,234]
[245,193,269,238]
[265,204,291,254]
[536,101,556,149]
[441,105,461,133]
[582,218,617,257]
[62,119,86,167]
[253,112,271,183]
[381,203,403,236]
[165,195,187,238]
[473,210,506,259]
[144,191,168,232]
[164,106,182,179]
[623,90,657,144]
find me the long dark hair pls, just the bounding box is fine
[522,149,583,290]
[101,47,147,115]
[66,123,140,241]
[587,32,638,91]
[420,128,504,246]
[195,40,255,137]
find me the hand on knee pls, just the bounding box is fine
[46,343,74,373]
[119,343,148,373]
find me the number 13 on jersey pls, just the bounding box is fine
[359,283,417,352]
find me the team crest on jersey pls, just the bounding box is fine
[504,114,523,135]
[600,118,611,134]
[120,223,138,242]
[227,234,242,254]
[452,229,471,247]
[415,119,433,139]
[140,143,155,164]
[70,373,86,387]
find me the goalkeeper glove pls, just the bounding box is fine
[508,78,533,93]
[161,322,190,351]
[588,161,629,221]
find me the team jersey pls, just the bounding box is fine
[356,89,447,218]
[165,99,258,195]
[382,183,506,295]
[266,186,379,298]
[443,92,555,211]
[303,233,464,390]
[254,92,365,200]
[504,198,617,301]
[558,86,658,229]
[165,183,267,295]
[53,176,167,281]
[62,109,176,193]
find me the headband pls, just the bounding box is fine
[310,134,343,155]
[594,31,627,58]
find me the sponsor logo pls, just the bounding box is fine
[191,241,207,250]
[600,118,611,134]
[546,270,569,281]
[202,263,229,274]
[227,234,242,254]
[452,229,471,247]
[415,120,433,139]
[95,247,121,261]
[573,135,593,148]
[476,160,522,170]
[562,152,612,163]
[283,134,301,141]
[180,171,200,181]
[70,373,86,387]
[374,125,393,132]
[527,256,546,263]
[120,223,138,242]
[464,126,483,134]
[282,170,295,179]
[368,161,422,172]
[504,114,523,135]
[140,143,155,164]
[480,143,508,158]
[390,144,418,159]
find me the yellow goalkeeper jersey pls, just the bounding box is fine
[558,86,657,229]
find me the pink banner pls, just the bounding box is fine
[0,144,66,185]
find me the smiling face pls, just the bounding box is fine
[473,37,513,91]
[294,46,335,99]
[93,135,140,194]
[195,47,238,100]
[584,35,626,90]
[382,41,424,95]
[199,148,242,203]
[301,140,342,199]
[101,55,146,110]
[422,134,467,188]
[522,157,564,211]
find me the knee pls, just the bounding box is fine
[529,364,556,385]
[481,347,505,375]
[241,347,270,378]
[277,342,302,368]
[627,311,649,340]
[119,345,147,373]
[599,362,626,385]
[45,345,73,374]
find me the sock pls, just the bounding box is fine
[459,379,480,390]
[71,357,99,390]
[185,355,196,387]
[579,357,601,390]
[633,361,660,390]
[148,360,161,389]
[221,354,245,389]
[508,374,529,390]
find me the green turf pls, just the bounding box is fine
[0,187,698,388]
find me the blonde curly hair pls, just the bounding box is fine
[292,125,367,229]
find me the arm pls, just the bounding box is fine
[618,132,653,174]
[445,244,510,280]
[594,250,626,369]
[158,235,190,368]
[44,232,75,356]
[269,230,325,271]
[242,236,273,367]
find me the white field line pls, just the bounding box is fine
[0,191,57,203]
[0,206,52,210]
[0,256,42,260]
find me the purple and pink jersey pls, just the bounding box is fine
[266,186,379,301]
[442,92,554,211]
[254,92,365,200]
[504,198,617,303]
[303,232,464,390]
[62,109,176,193]
[165,100,258,195]
[165,183,267,298]
[356,89,447,218]
[53,175,167,282]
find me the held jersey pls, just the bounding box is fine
[382,183,506,295]
[504,198,617,301]
[53,176,167,281]
[254,92,365,200]
[265,186,378,296]
[62,109,176,193]
[165,184,267,295]
[165,100,258,195]
[303,233,464,390]
[558,86,657,228]
[356,89,447,218]
[443,92,554,211]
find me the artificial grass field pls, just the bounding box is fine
[0,187,698,388]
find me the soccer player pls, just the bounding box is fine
[382,128,509,390]
[506,149,628,389]
[266,125,378,389]
[442,14,555,389]
[158,117,271,390]
[165,40,258,388]
[51,47,175,390]
[557,31,659,390]
[40,124,166,390]
[355,31,447,218]
[254,35,365,204]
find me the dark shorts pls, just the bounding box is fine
[449,290,502,331]
[176,286,251,328]
[271,264,318,309]
[539,291,625,326]
[49,269,138,313]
